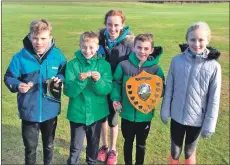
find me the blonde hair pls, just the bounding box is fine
[134,33,154,46]
[80,31,99,45]
[30,19,52,36]
[186,21,211,41]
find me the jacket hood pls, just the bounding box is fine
[129,46,163,67]
[99,28,134,45]
[179,43,220,60]
[148,46,163,63]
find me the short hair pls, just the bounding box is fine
[30,19,52,36]
[80,31,99,45]
[134,33,154,46]
[186,21,211,41]
[104,10,126,25]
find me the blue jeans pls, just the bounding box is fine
[22,117,57,165]
[67,120,102,165]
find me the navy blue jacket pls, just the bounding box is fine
[4,36,66,122]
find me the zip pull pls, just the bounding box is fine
[46,62,48,80]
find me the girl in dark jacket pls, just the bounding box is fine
[97,9,134,165]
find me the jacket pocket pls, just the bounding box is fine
[200,108,205,121]
[46,61,59,79]
[17,94,25,109]
[17,93,33,110]
[202,108,206,117]
[43,93,61,103]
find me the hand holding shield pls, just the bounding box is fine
[113,101,122,113]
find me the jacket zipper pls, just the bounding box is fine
[25,49,44,122]
[46,62,48,79]
[182,56,196,123]
[39,65,43,122]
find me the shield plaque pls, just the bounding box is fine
[47,79,62,101]
[126,70,163,114]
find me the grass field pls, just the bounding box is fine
[1,2,229,164]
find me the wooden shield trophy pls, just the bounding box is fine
[126,70,163,114]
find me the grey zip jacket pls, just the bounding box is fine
[160,44,221,133]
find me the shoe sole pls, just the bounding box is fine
[106,154,118,165]
[106,161,117,165]
[98,158,107,162]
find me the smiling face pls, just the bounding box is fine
[105,16,124,41]
[187,28,209,54]
[134,40,154,62]
[30,30,51,55]
[80,39,99,59]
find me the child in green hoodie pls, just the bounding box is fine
[111,34,165,165]
[64,31,112,165]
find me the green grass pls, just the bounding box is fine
[2,2,229,164]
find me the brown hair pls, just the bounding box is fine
[186,21,211,41]
[134,33,154,46]
[104,10,126,25]
[30,19,52,36]
[80,31,99,45]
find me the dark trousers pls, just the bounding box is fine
[22,117,57,165]
[67,120,102,165]
[170,119,201,159]
[121,118,151,165]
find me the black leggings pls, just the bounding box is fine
[121,118,151,165]
[170,119,201,160]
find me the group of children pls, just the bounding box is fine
[4,9,221,165]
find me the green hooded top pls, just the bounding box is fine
[64,50,112,125]
[110,46,165,122]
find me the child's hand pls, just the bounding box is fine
[18,82,33,93]
[201,130,213,138]
[79,73,88,80]
[91,71,101,82]
[52,77,63,88]
[113,101,122,113]
[27,81,34,88]
[46,76,63,88]
[160,115,168,125]
[46,76,61,83]
[53,76,61,84]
